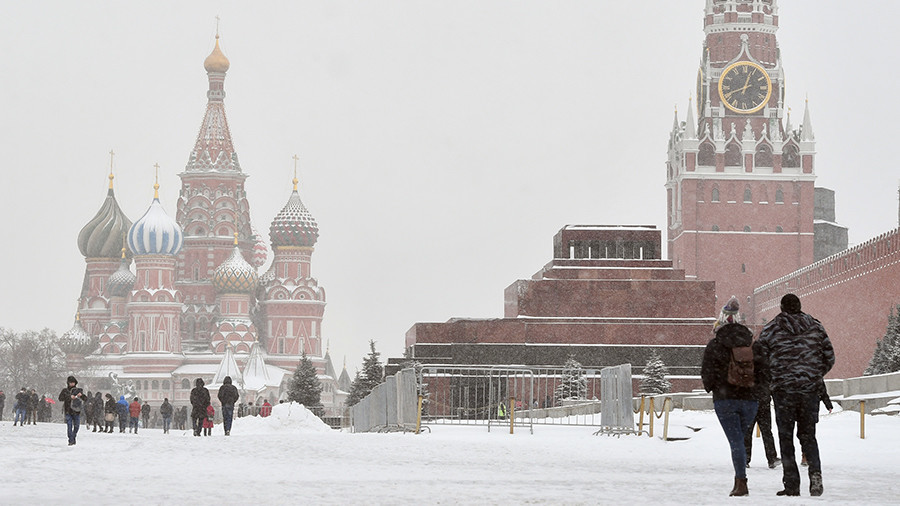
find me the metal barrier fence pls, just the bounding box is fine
[350,368,418,433]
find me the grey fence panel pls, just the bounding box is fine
[396,368,418,426]
[369,383,387,429]
[385,376,398,426]
[600,364,634,429]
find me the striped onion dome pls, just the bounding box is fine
[107,251,136,297]
[59,315,98,356]
[77,184,133,259]
[251,227,268,268]
[269,188,318,248]
[213,242,258,293]
[128,189,184,256]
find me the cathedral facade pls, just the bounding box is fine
[59,35,350,416]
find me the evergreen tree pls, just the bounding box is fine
[555,355,587,401]
[287,351,323,414]
[640,350,671,395]
[346,340,385,407]
[864,305,900,375]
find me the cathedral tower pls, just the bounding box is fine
[176,33,256,347]
[666,0,815,311]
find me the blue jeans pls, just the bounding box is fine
[222,405,234,433]
[15,408,26,425]
[65,414,80,444]
[773,390,821,492]
[714,399,758,479]
[162,416,172,433]
[129,417,139,433]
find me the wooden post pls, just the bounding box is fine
[638,395,646,433]
[860,401,866,439]
[662,398,672,441]
[648,396,655,438]
[509,397,515,434]
[415,395,423,434]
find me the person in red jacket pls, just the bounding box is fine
[128,397,142,434]
[259,399,272,417]
[203,404,215,436]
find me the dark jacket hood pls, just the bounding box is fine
[195,378,205,388]
[713,323,753,348]
[67,376,78,385]
[775,312,818,336]
[223,376,232,385]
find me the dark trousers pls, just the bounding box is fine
[65,413,80,444]
[118,414,127,432]
[192,416,205,435]
[744,394,778,465]
[773,390,821,492]
[222,405,234,433]
[162,416,172,433]
[129,417,139,433]
[714,399,758,479]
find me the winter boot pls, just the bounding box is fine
[809,472,823,496]
[768,458,781,469]
[776,488,800,496]
[729,478,748,497]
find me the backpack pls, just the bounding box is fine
[727,346,755,388]
[70,396,83,413]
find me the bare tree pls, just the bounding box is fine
[0,328,67,397]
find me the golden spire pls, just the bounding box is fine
[108,149,115,189]
[233,232,239,246]
[121,247,127,260]
[292,154,299,191]
[204,17,230,73]
[153,163,160,199]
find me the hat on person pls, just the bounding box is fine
[67,376,77,385]
[781,293,802,314]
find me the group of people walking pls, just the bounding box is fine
[5,387,53,425]
[702,293,835,498]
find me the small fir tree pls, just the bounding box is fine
[345,340,385,407]
[864,305,900,375]
[640,350,672,395]
[555,356,587,401]
[287,351,323,414]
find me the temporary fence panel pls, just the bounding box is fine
[600,364,635,431]
[396,368,418,426]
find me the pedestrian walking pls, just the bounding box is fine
[104,394,117,433]
[128,397,141,433]
[116,396,129,433]
[701,297,762,497]
[190,378,210,437]
[203,404,215,436]
[27,388,38,425]
[91,392,104,432]
[259,399,272,417]
[58,376,86,446]
[757,293,835,497]
[160,398,174,434]
[14,388,28,426]
[217,376,239,436]
[0,389,5,420]
[141,401,151,429]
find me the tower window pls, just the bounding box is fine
[756,144,773,167]
[712,225,720,232]
[711,188,720,202]
[725,142,741,167]
[776,226,783,233]
[698,142,715,166]
[775,188,784,203]
[783,144,800,168]
[743,226,751,232]
[741,263,746,273]
[743,187,752,203]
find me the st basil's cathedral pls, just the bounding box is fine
[57,34,351,416]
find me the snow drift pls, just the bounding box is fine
[231,402,333,434]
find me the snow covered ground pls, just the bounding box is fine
[1,402,897,505]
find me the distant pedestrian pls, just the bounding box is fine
[27,388,38,425]
[141,401,151,429]
[190,378,210,437]
[58,376,86,446]
[14,388,28,426]
[259,399,272,418]
[217,376,239,436]
[701,297,761,497]
[0,389,5,420]
[248,401,256,417]
[757,293,835,497]
[160,398,174,434]
[104,394,117,433]
[203,404,215,436]
[116,396,129,433]
[91,392,104,432]
[128,398,141,433]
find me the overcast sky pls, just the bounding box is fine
[1,1,897,373]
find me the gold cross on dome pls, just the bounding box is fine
[108,149,116,188]
[216,15,221,38]
[292,154,299,191]
[153,163,160,198]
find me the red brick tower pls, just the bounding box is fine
[176,33,256,347]
[667,0,815,313]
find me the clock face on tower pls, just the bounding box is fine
[718,61,772,114]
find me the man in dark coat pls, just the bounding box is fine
[757,293,835,497]
[0,389,5,421]
[27,388,38,425]
[104,393,117,433]
[190,378,210,437]
[159,398,174,434]
[217,376,240,436]
[141,401,151,429]
[58,376,86,446]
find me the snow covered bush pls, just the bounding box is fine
[865,305,900,375]
[640,350,671,395]
[555,356,587,401]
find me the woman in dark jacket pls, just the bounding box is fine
[701,321,764,497]
[103,394,117,433]
[189,378,210,437]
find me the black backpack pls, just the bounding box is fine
[727,346,755,388]
[70,396,83,413]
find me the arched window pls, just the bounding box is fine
[725,142,742,167]
[162,380,170,391]
[783,144,800,168]
[711,187,720,202]
[698,142,715,166]
[181,379,190,389]
[755,144,773,167]
[743,187,752,203]
[775,188,784,203]
[152,380,159,390]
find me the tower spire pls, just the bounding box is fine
[292,154,299,191]
[153,163,160,199]
[108,149,115,189]
[800,96,815,141]
[684,96,697,140]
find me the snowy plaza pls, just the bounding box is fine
[0,402,897,505]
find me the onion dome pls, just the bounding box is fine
[59,314,98,356]
[204,34,230,73]
[269,175,319,248]
[77,172,133,258]
[251,227,268,268]
[107,248,136,297]
[213,234,258,293]
[127,176,184,256]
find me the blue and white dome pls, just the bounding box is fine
[127,194,184,256]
